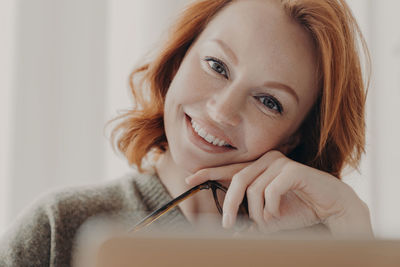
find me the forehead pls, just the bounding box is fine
[193,0,319,102]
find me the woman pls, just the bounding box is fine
[0,0,373,265]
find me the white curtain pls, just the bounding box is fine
[1,0,110,232]
[0,0,17,233]
[1,0,400,238]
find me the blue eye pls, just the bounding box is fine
[205,57,228,78]
[257,95,283,114]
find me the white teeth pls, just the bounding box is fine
[194,124,201,132]
[212,138,220,145]
[204,134,215,143]
[190,119,230,147]
[198,128,207,138]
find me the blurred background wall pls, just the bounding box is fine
[1,0,399,238]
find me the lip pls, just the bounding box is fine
[187,114,235,147]
[184,114,236,153]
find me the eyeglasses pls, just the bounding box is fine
[128,180,250,233]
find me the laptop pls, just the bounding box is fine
[94,233,400,267]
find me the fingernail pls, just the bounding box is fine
[185,178,190,184]
[272,209,281,219]
[266,202,280,219]
[222,213,232,228]
[264,211,272,221]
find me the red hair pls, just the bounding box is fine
[108,0,369,178]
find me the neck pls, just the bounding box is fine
[155,149,222,226]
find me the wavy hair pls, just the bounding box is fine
[108,0,370,178]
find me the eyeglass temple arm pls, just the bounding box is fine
[128,181,213,233]
[210,182,249,217]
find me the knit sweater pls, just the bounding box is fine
[0,170,191,267]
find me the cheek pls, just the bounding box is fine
[243,119,292,156]
[163,57,210,135]
[170,56,218,104]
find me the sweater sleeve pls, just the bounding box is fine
[0,173,187,266]
[0,195,53,267]
[0,176,145,267]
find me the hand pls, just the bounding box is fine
[185,150,373,237]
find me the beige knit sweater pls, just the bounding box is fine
[0,171,190,266]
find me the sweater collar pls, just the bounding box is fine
[134,170,191,230]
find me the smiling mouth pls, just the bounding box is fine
[186,114,236,149]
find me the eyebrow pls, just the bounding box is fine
[263,81,300,104]
[210,38,300,104]
[210,39,238,65]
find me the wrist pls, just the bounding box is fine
[325,199,374,238]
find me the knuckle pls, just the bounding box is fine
[274,155,290,167]
[246,184,260,196]
[237,165,251,176]
[261,150,287,167]
[272,150,284,157]
[280,161,295,173]
[197,169,209,176]
[267,150,284,159]
[265,184,278,198]
[231,173,245,185]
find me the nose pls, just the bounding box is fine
[205,86,243,127]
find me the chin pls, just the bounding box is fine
[173,153,207,174]
[170,145,218,174]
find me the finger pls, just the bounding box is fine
[185,150,285,186]
[247,154,289,227]
[222,151,285,228]
[246,168,279,227]
[264,172,304,218]
[222,165,261,228]
[185,162,251,186]
[242,151,287,225]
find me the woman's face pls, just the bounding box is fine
[163,0,319,173]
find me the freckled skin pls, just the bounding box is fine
[156,0,319,221]
[164,0,318,173]
[153,1,373,236]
